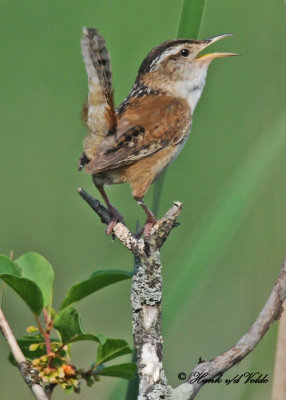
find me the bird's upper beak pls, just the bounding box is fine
[195,34,238,62]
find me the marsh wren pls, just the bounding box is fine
[79,27,237,234]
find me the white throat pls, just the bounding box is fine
[173,67,208,112]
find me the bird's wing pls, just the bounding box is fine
[85,95,190,174]
[80,27,116,169]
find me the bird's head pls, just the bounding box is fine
[137,34,237,111]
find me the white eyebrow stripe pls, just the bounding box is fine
[149,47,178,70]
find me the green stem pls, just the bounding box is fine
[152,0,208,216]
[177,0,208,38]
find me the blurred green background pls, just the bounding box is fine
[1,0,286,399]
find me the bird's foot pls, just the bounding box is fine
[106,206,124,235]
[143,215,157,238]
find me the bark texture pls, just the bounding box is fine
[79,188,286,400]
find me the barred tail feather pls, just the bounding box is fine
[81,27,116,159]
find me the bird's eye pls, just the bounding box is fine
[180,49,189,57]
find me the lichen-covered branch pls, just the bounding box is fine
[79,188,286,400]
[0,307,49,400]
[78,188,182,399]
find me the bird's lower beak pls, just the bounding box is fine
[195,34,238,62]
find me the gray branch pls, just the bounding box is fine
[79,188,181,399]
[0,307,49,400]
[79,188,286,400]
[185,257,286,399]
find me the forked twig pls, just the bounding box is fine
[79,188,286,400]
[78,188,182,399]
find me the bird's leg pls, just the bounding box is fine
[95,184,123,235]
[135,197,157,237]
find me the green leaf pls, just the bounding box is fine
[64,386,74,394]
[96,363,137,380]
[96,339,132,365]
[16,252,54,307]
[97,334,107,345]
[0,254,49,315]
[8,335,57,366]
[0,255,21,276]
[60,269,132,309]
[54,307,83,343]
[0,274,43,315]
[54,308,107,346]
[64,333,104,346]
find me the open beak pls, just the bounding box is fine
[195,34,238,62]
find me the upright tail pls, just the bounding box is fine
[80,27,116,163]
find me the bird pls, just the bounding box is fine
[79,27,237,235]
